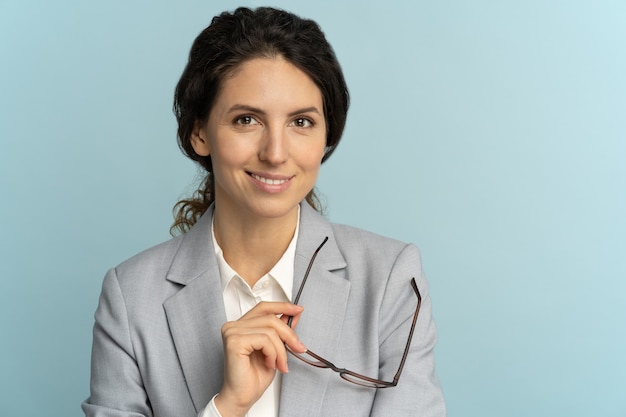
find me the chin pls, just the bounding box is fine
[248,199,301,220]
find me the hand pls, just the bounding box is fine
[215,301,306,417]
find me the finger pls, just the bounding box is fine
[247,334,280,371]
[279,309,303,328]
[222,320,292,373]
[279,309,307,349]
[277,315,307,355]
[241,301,304,320]
[238,308,307,353]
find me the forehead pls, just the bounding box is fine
[215,57,323,108]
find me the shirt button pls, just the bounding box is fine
[255,296,262,303]
[261,280,270,289]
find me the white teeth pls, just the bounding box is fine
[252,174,288,185]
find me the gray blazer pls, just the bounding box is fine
[83,203,446,417]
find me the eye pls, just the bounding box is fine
[233,115,260,126]
[291,117,314,128]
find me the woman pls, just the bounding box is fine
[83,7,446,417]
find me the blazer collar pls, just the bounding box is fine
[162,203,349,415]
[165,205,217,286]
[165,202,347,286]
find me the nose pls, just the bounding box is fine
[259,125,289,165]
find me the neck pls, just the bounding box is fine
[213,203,299,287]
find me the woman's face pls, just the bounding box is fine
[191,57,327,223]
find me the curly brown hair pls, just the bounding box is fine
[170,7,349,235]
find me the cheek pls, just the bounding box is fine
[210,137,249,167]
[296,142,325,171]
[304,151,326,178]
[312,141,327,166]
[303,132,327,160]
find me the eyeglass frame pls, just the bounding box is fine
[285,236,422,388]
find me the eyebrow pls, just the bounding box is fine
[227,104,322,117]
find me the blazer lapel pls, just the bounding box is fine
[280,204,349,417]
[163,207,227,413]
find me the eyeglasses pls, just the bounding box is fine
[286,237,422,388]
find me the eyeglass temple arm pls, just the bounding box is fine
[286,236,329,328]
[390,277,422,384]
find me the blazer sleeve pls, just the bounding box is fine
[82,268,153,417]
[369,244,446,417]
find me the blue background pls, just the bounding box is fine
[1,1,625,416]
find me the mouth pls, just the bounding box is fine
[249,172,291,185]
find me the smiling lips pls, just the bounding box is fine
[250,172,292,187]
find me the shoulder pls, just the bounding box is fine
[108,236,184,290]
[330,221,418,254]
[300,202,421,266]
[117,235,183,273]
[329,222,422,271]
[103,208,215,298]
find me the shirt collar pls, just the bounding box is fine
[211,205,300,301]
